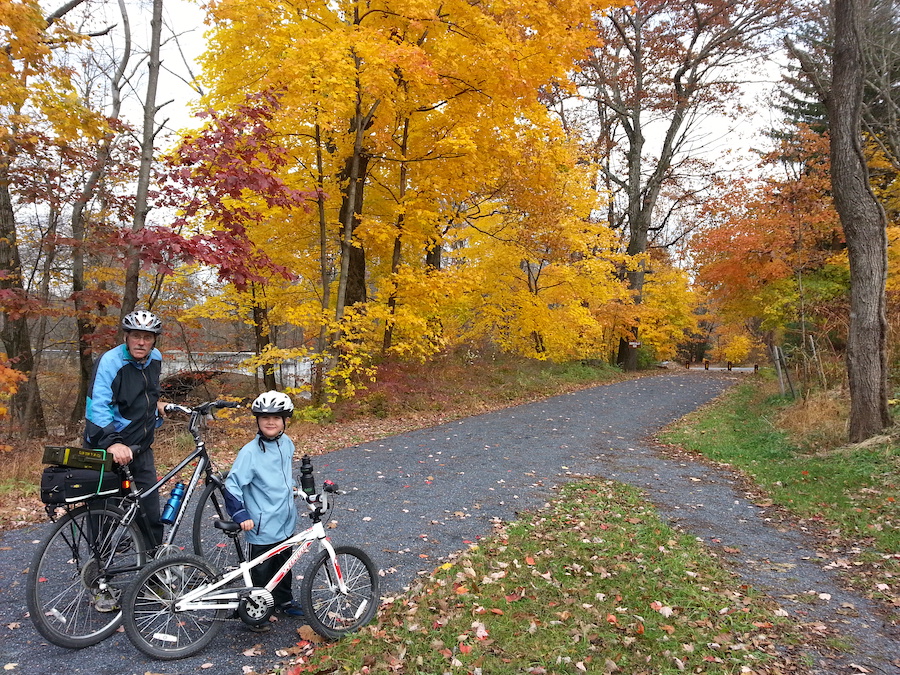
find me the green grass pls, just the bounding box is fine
[0,478,37,497]
[661,379,899,613]
[278,482,804,675]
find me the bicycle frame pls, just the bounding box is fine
[175,501,345,612]
[113,450,211,553]
[94,402,236,575]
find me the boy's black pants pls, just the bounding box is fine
[248,541,294,606]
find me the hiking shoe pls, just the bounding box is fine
[248,623,270,633]
[93,591,119,613]
[276,601,304,617]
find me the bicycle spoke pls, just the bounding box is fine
[192,479,245,572]
[123,554,224,659]
[27,504,146,648]
[302,546,379,639]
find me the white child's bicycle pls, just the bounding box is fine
[121,457,380,659]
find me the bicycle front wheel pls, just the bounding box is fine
[26,502,147,649]
[192,478,245,572]
[123,553,224,660]
[300,545,380,640]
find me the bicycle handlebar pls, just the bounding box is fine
[164,400,241,416]
[164,400,242,439]
[299,480,340,519]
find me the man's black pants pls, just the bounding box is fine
[129,448,163,549]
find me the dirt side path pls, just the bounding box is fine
[0,372,896,674]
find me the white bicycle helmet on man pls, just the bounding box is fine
[122,310,163,334]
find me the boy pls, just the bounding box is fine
[224,390,304,630]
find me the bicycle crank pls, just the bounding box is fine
[237,588,274,626]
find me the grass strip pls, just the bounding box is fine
[279,481,802,675]
[660,379,899,612]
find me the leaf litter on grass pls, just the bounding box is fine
[272,481,810,675]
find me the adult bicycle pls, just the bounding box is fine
[26,400,245,649]
[121,458,380,660]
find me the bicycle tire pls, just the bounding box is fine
[192,478,245,572]
[123,552,225,660]
[26,501,147,649]
[300,545,380,640]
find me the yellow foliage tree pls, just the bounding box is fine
[184,0,630,398]
[640,262,698,362]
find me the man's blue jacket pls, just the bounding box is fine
[84,343,163,452]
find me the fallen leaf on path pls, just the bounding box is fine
[297,625,324,642]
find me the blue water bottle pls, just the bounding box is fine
[160,482,186,525]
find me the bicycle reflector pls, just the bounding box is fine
[122,478,132,490]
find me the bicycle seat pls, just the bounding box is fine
[213,519,241,534]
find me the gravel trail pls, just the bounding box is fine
[0,372,897,675]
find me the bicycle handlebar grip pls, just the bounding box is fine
[323,480,338,493]
[214,400,240,409]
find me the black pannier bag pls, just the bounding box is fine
[40,466,121,504]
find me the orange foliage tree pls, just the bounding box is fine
[691,128,847,361]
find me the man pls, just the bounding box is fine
[85,309,167,549]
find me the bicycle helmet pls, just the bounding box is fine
[251,391,294,417]
[122,310,162,334]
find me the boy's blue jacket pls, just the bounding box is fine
[224,434,297,545]
[84,343,163,452]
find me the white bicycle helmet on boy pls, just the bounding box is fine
[251,390,294,417]
[122,309,162,334]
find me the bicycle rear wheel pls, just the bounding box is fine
[26,502,147,648]
[192,478,245,572]
[123,553,224,660]
[300,545,380,640]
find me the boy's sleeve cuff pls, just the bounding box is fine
[232,508,250,524]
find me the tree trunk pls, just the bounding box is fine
[830,0,891,441]
[122,0,163,321]
[0,167,46,434]
[251,289,277,391]
[334,83,379,326]
[425,242,442,270]
[311,124,331,405]
[68,0,132,425]
[338,150,369,308]
[383,118,410,353]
